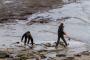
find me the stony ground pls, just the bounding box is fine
[0,42,90,60]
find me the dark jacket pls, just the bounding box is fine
[21,31,33,41]
[58,23,66,36]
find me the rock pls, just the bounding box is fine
[35,55,41,60]
[15,42,20,44]
[0,51,10,58]
[56,54,66,57]
[17,16,27,20]
[20,12,33,16]
[81,51,90,55]
[38,50,47,53]
[17,54,28,60]
[44,43,51,47]
[0,18,9,23]
[74,54,81,57]
[2,44,6,46]
[28,53,35,59]
[5,58,13,60]
[66,56,75,60]
[47,57,56,60]
[27,18,50,25]
[40,54,46,59]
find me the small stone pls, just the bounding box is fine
[44,43,51,47]
[15,42,20,44]
[40,54,46,59]
[56,54,66,57]
[13,57,20,60]
[66,56,75,60]
[29,19,49,25]
[18,17,27,20]
[38,50,47,53]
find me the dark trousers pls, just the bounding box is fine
[24,37,33,45]
[56,35,67,47]
[27,39,33,45]
[24,37,27,45]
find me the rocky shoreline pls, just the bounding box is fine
[0,42,89,60]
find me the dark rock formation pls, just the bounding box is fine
[0,51,10,58]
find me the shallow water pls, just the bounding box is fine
[0,20,89,55]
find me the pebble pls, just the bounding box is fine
[56,54,66,57]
